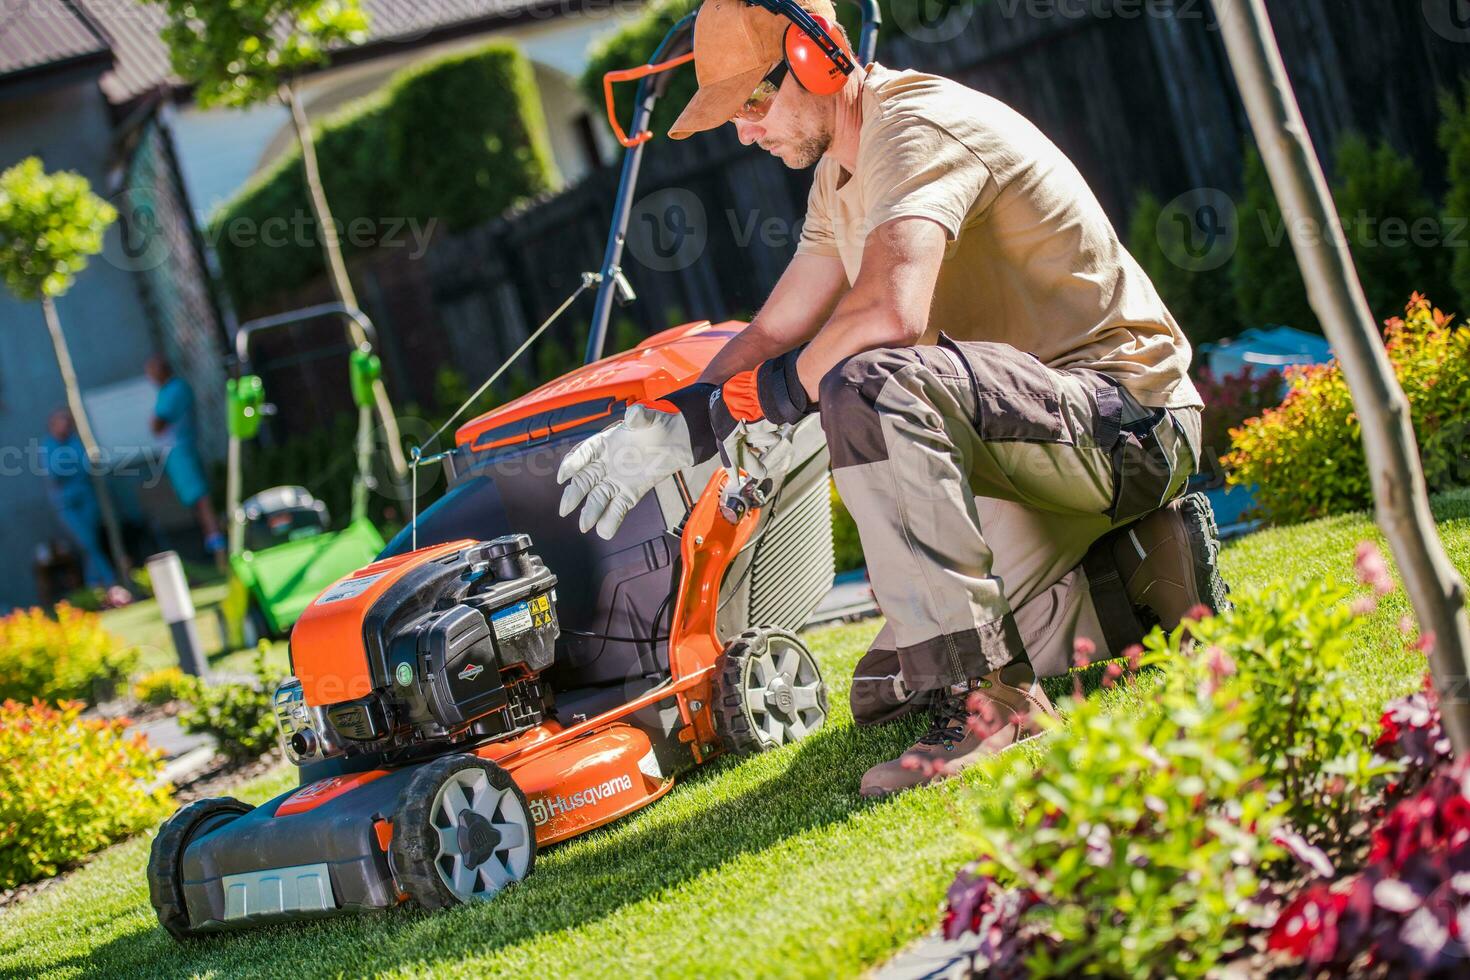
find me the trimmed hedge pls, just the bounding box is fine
[210,40,556,309]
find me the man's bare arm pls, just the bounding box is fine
[792,217,947,398]
[698,251,848,386]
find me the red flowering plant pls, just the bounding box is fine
[1268,755,1470,976]
[1193,364,1283,480]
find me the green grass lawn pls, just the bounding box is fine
[102,581,291,680]
[5,491,1468,979]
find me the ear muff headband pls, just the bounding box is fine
[744,0,854,94]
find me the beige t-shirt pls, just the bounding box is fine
[798,65,1202,409]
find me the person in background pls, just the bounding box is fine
[146,355,225,558]
[42,408,131,606]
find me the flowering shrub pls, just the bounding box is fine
[132,667,191,707]
[0,604,136,705]
[1224,294,1470,524]
[0,700,172,888]
[1193,365,1282,475]
[1173,569,1392,845]
[1376,676,1455,802]
[943,548,1408,976]
[177,648,280,762]
[1269,713,1470,975]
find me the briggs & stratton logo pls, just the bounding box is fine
[458,663,485,682]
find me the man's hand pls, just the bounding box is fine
[728,419,797,488]
[557,404,698,539]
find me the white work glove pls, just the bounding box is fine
[727,419,797,490]
[557,404,696,539]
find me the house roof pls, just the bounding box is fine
[0,0,112,82]
[67,0,600,106]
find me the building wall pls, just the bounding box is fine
[0,78,172,609]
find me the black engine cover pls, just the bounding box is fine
[420,605,508,728]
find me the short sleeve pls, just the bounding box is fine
[796,159,840,258]
[859,113,991,242]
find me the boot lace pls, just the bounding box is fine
[916,691,971,747]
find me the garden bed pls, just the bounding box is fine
[1,492,1466,979]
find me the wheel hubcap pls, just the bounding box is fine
[745,636,825,746]
[429,768,532,902]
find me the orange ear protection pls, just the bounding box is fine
[748,0,855,95]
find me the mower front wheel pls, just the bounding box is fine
[148,797,255,940]
[715,628,829,753]
[390,755,536,910]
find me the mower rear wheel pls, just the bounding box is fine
[715,628,828,753]
[391,755,535,910]
[148,797,255,940]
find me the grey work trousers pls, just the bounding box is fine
[820,336,1201,694]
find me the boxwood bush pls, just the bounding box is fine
[211,40,556,310]
[1224,294,1470,524]
[0,700,172,888]
[0,604,135,705]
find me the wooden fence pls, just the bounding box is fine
[240,0,1470,425]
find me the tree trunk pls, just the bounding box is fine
[281,80,409,481]
[41,295,133,584]
[1212,0,1470,750]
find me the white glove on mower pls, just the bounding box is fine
[557,403,696,539]
[557,348,814,540]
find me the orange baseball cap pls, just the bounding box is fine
[669,0,839,140]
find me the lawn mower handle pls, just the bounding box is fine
[585,0,880,366]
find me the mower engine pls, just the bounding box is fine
[274,534,559,768]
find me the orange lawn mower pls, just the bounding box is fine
[146,1,882,937]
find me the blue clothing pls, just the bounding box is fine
[155,376,209,507]
[164,443,209,508]
[154,376,198,448]
[42,433,118,588]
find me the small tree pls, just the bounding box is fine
[150,0,408,478]
[0,158,130,580]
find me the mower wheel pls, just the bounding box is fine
[715,627,829,753]
[148,797,254,940]
[390,755,536,910]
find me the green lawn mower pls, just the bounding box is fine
[219,304,390,649]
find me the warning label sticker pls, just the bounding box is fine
[492,601,533,639]
[314,572,386,606]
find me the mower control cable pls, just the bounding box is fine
[408,272,604,550]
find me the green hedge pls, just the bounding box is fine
[1439,79,1470,315]
[384,42,558,232]
[210,41,556,310]
[1129,133,1448,346]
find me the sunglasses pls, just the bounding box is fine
[734,61,790,123]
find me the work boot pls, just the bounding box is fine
[1112,491,1231,631]
[859,662,1056,799]
[849,640,931,727]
